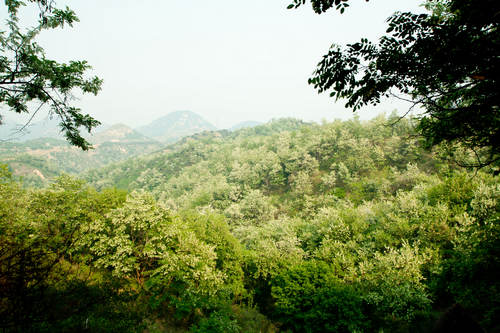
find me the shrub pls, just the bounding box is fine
[271,261,367,332]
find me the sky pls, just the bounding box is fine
[2,0,425,129]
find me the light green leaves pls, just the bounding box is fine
[84,191,237,297]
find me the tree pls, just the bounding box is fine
[0,171,126,330]
[290,0,500,167]
[0,0,102,150]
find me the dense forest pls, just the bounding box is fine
[2,116,498,332]
[1,0,499,331]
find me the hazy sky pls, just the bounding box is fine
[2,0,425,129]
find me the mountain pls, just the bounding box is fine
[230,120,262,131]
[2,110,215,144]
[136,110,217,143]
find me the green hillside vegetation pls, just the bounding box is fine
[2,115,498,332]
[85,118,306,191]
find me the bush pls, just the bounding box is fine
[190,310,240,333]
[271,261,367,332]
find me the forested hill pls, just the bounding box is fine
[3,115,499,332]
[86,115,435,198]
[85,118,307,190]
[84,115,499,330]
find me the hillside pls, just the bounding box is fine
[90,123,154,144]
[136,110,217,143]
[87,115,439,206]
[3,116,499,332]
[85,118,307,190]
[0,124,162,187]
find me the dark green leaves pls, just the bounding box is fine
[304,0,500,167]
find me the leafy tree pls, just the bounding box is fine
[291,0,500,167]
[225,189,275,226]
[357,242,432,323]
[436,181,500,328]
[239,217,305,281]
[82,191,246,325]
[0,171,128,330]
[0,0,102,149]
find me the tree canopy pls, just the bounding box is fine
[3,117,499,331]
[291,0,499,168]
[0,0,102,150]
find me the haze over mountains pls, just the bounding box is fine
[90,124,153,144]
[1,110,261,143]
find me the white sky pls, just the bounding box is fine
[2,0,425,129]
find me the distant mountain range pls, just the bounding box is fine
[0,116,112,142]
[1,110,264,143]
[0,110,264,186]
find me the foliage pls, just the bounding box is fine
[287,0,363,14]
[1,115,499,331]
[0,169,130,330]
[231,305,278,333]
[78,190,245,327]
[190,309,240,333]
[434,181,500,328]
[357,242,431,322]
[293,0,500,167]
[0,0,102,149]
[271,261,367,332]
